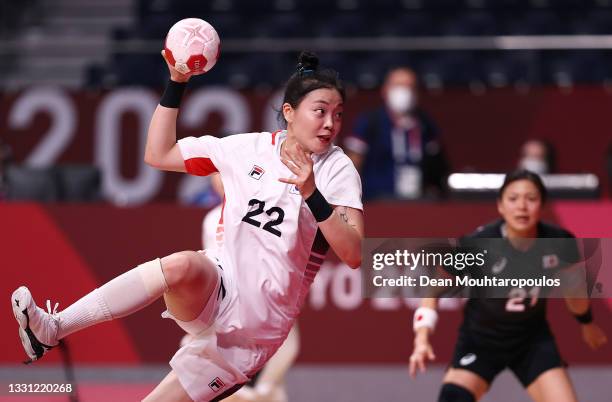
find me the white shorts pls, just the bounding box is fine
[162,251,278,401]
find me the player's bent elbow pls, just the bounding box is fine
[144,151,155,166]
[339,244,362,269]
[345,255,362,269]
[144,152,163,170]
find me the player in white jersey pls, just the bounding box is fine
[193,173,299,402]
[11,51,363,402]
[201,173,224,251]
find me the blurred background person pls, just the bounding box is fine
[410,170,607,402]
[344,67,449,201]
[224,325,300,402]
[518,139,557,175]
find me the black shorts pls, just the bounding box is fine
[450,325,565,387]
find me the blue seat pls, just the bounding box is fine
[506,10,566,34]
[483,52,540,86]
[571,10,612,34]
[540,0,588,11]
[418,0,463,13]
[112,54,165,87]
[135,0,172,20]
[221,53,290,88]
[5,166,60,202]
[377,12,438,37]
[420,53,484,86]
[314,14,375,37]
[463,0,529,11]
[56,165,102,202]
[441,11,499,35]
[206,14,246,39]
[545,51,609,85]
[137,15,175,39]
[249,13,308,38]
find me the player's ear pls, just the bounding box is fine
[282,103,294,124]
[496,198,504,216]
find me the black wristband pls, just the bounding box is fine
[574,308,593,324]
[160,80,187,108]
[305,188,334,222]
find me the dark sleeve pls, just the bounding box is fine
[557,231,581,267]
[418,110,450,194]
[537,223,582,268]
[463,220,503,239]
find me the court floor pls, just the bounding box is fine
[1,364,609,401]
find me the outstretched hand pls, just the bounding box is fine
[581,323,608,350]
[279,142,315,198]
[161,49,194,83]
[409,337,436,379]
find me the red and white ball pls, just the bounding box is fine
[164,18,220,75]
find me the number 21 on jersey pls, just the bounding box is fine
[505,287,540,312]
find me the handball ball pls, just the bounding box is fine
[164,18,220,75]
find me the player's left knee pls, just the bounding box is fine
[438,383,476,402]
[161,251,205,288]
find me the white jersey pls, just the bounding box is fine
[202,204,223,250]
[178,130,362,343]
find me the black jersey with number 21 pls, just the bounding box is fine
[459,219,580,345]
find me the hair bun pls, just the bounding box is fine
[297,51,319,75]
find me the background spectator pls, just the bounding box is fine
[344,67,449,201]
[518,138,557,174]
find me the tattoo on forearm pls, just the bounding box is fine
[338,207,357,228]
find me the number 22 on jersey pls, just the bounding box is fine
[241,198,285,237]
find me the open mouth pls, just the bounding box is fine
[317,136,332,144]
[514,216,530,224]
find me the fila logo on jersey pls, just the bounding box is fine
[248,165,265,180]
[543,254,559,269]
[459,353,477,366]
[208,377,225,392]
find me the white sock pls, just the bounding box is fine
[57,258,168,339]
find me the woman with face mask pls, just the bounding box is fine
[518,139,556,175]
[344,67,449,201]
[409,170,607,402]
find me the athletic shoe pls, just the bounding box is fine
[11,286,59,363]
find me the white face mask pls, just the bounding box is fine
[386,86,415,114]
[519,157,548,174]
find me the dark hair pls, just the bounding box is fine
[498,169,547,203]
[384,66,418,86]
[278,51,345,127]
